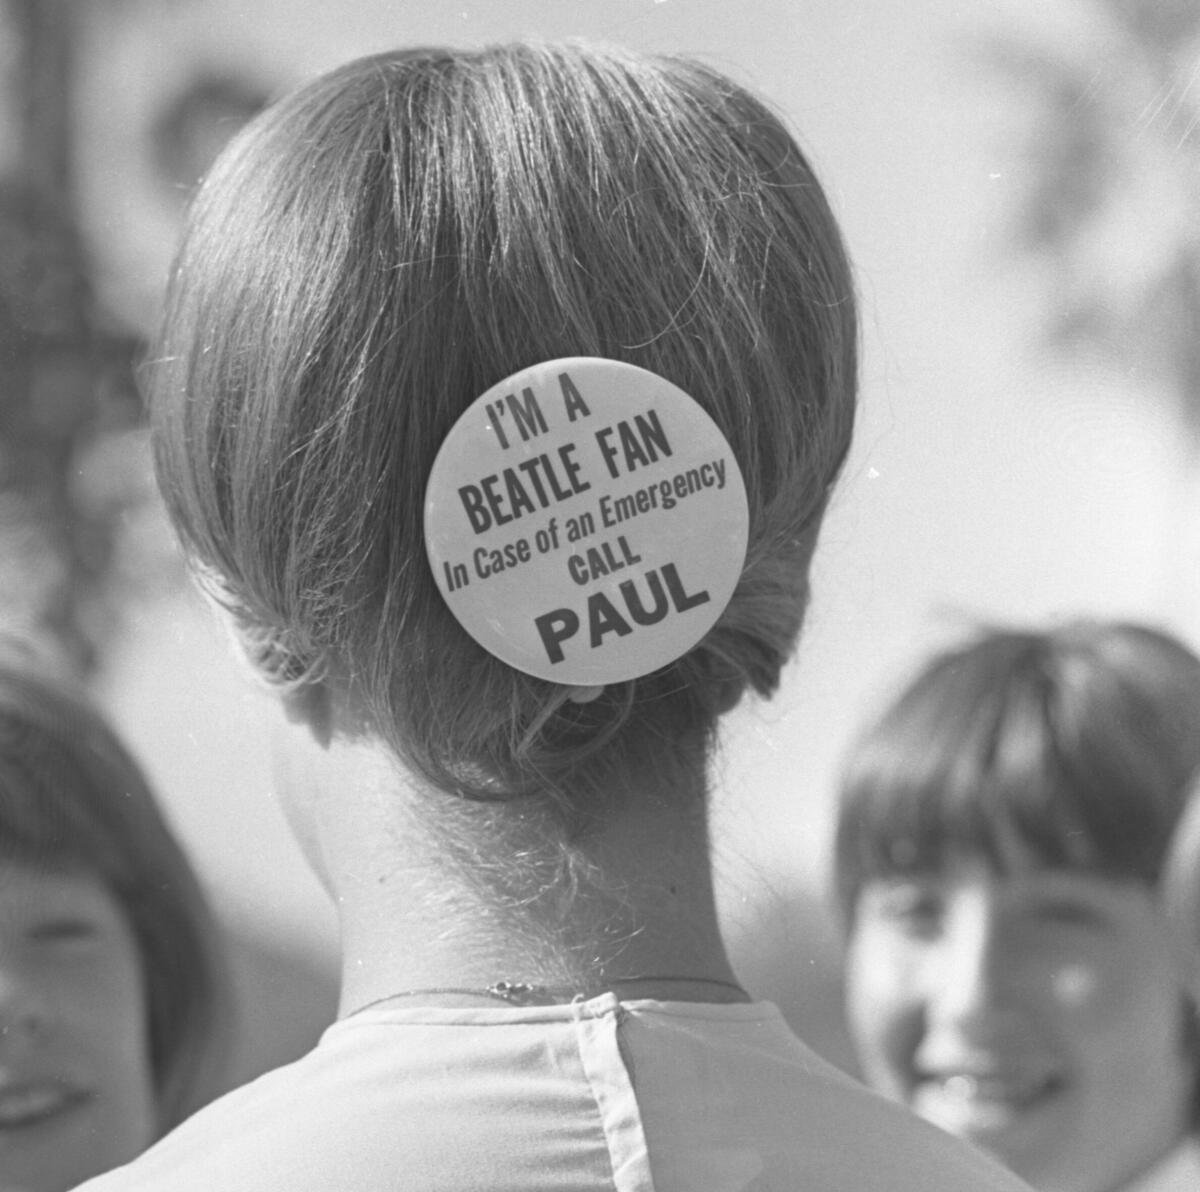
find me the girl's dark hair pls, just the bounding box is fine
[150,41,857,821]
[1166,771,1200,1000]
[0,661,227,1129]
[834,621,1200,921]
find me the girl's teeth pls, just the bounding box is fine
[943,1074,981,1100]
[939,1073,1047,1104]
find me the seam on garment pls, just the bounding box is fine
[572,996,658,1192]
[330,995,780,1032]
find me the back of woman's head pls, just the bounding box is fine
[834,621,1200,920]
[0,659,225,1127]
[150,41,857,819]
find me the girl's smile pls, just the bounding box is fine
[0,864,155,1192]
[846,861,1195,1192]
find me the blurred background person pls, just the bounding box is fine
[0,649,228,1192]
[833,621,1200,1192]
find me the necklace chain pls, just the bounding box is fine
[344,975,751,1017]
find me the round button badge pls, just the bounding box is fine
[424,358,749,685]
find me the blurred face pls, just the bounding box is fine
[845,860,1195,1192]
[0,862,155,1192]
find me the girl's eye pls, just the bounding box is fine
[1031,900,1108,932]
[27,918,102,944]
[875,885,945,936]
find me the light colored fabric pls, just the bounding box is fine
[75,993,1032,1192]
[1121,1139,1200,1192]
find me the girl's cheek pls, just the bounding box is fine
[849,941,926,1041]
[1046,957,1132,1024]
[1050,962,1098,1008]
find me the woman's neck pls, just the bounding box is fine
[311,735,741,1014]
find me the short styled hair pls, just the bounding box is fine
[150,41,857,820]
[833,621,1200,921]
[0,660,227,1129]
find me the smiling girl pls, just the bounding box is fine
[834,621,1200,1192]
[0,657,226,1192]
